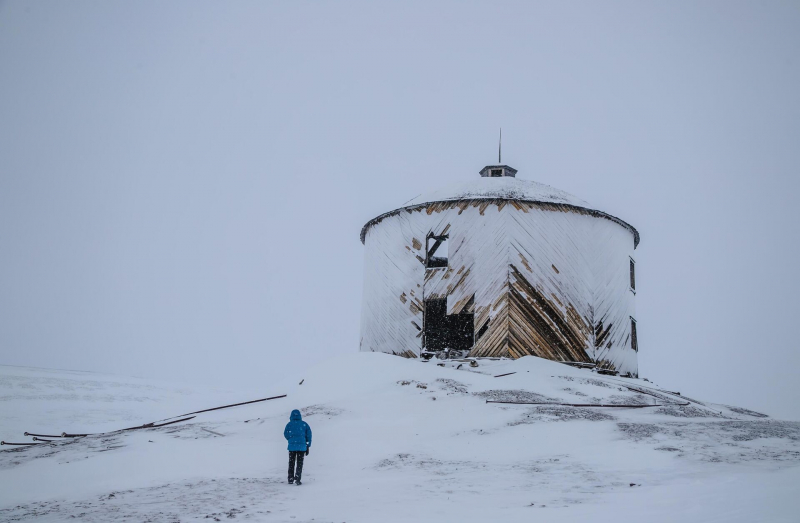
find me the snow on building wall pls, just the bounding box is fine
[359,166,640,376]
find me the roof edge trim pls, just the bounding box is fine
[360,199,640,248]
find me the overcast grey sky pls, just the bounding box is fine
[1,1,798,418]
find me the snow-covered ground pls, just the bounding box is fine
[1,354,798,522]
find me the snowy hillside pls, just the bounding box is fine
[1,354,799,522]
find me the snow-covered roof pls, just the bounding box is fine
[401,177,590,208]
[361,176,640,247]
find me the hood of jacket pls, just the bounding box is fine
[290,409,302,421]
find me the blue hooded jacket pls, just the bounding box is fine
[284,409,312,452]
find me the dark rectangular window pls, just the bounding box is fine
[490,169,502,177]
[476,319,490,340]
[629,258,636,292]
[426,235,448,268]
[630,317,638,352]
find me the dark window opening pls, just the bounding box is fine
[423,298,474,352]
[426,235,449,268]
[629,258,636,292]
[490,169,503,177]
[476,320,490,340]
[630,317,638,352]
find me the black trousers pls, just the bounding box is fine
[288,451,305,481]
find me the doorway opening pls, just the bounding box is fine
[423,298,474,353]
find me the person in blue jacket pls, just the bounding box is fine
[283,409,312,485]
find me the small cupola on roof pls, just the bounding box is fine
[479,165,517,178]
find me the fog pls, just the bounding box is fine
[1,1,798,418]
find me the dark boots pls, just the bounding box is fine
[288,451,305,484]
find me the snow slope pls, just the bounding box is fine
[1,354,799,522]
[0,365,249,444]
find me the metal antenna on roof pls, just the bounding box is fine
[499,128,502,163]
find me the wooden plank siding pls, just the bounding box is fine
[360,199,638,376]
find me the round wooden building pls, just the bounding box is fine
[359,164,640,376]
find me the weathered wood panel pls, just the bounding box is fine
[360,211,426,357]
[504,203,596,362]
[591,214,637,373]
